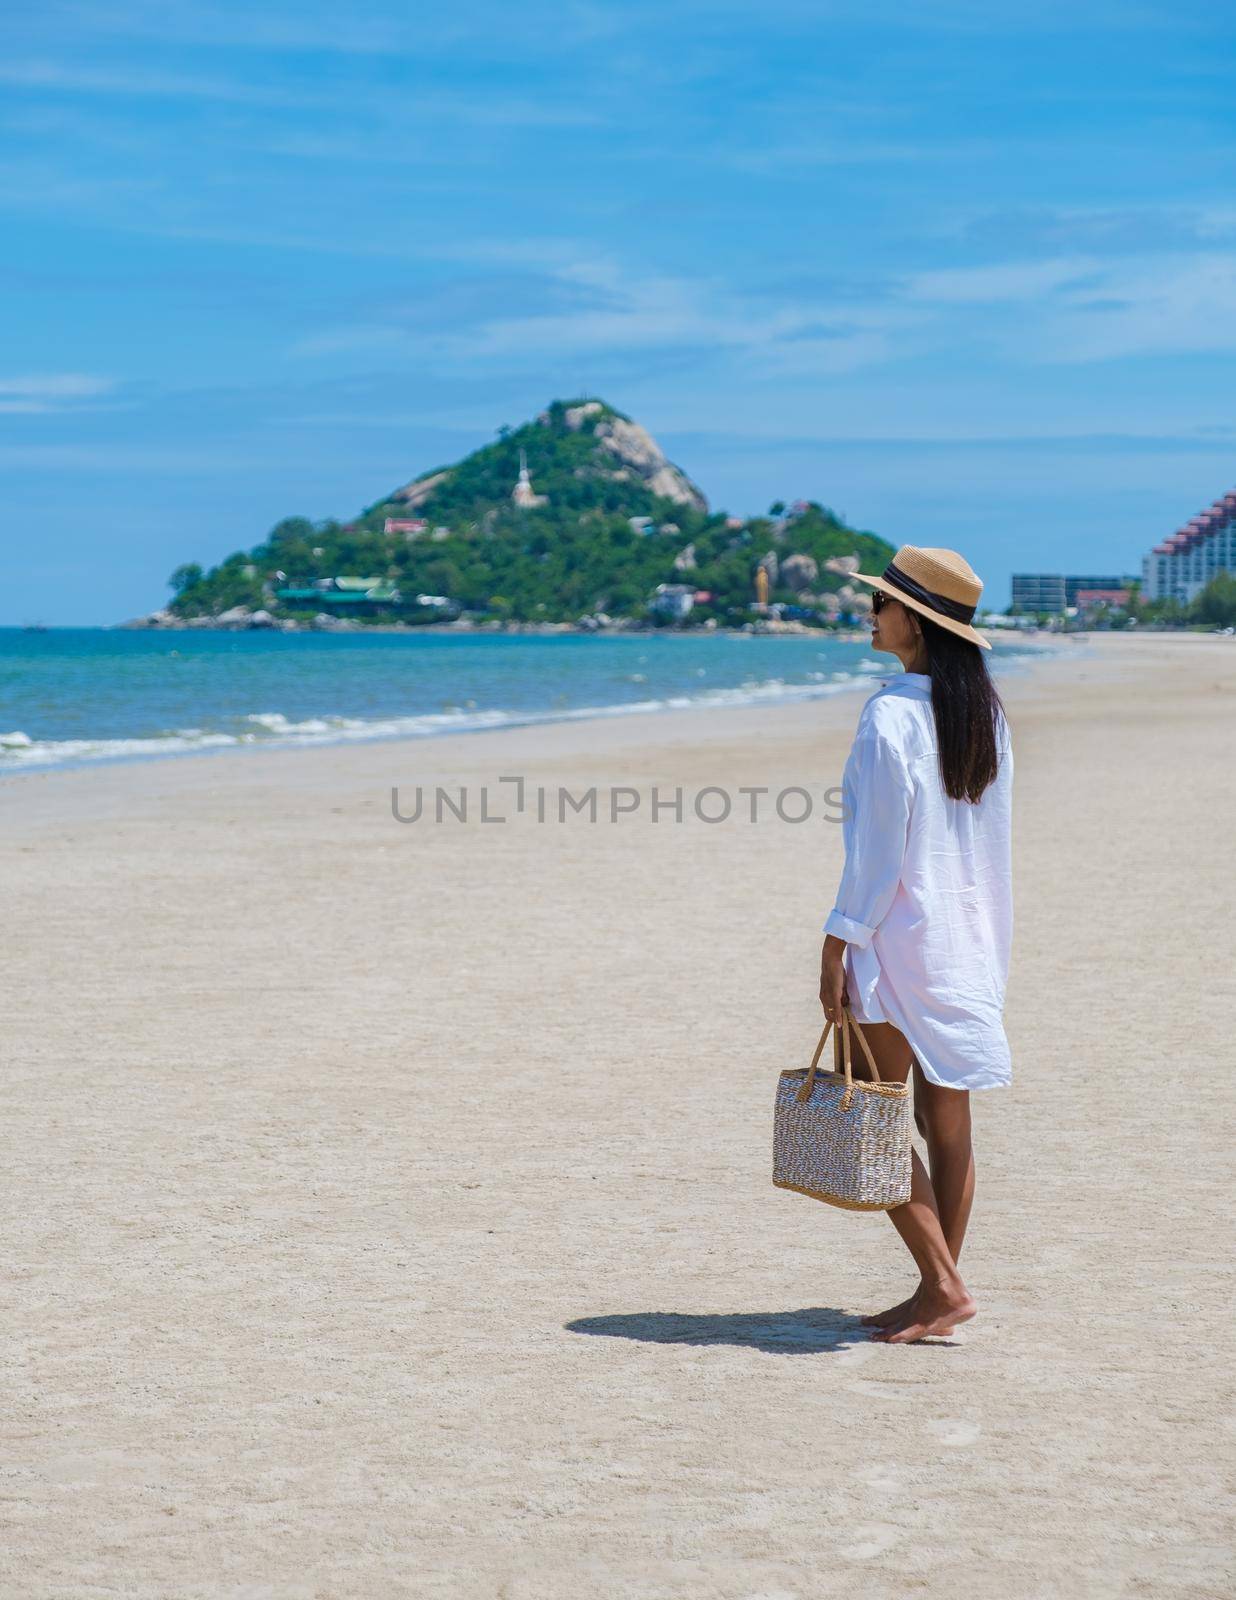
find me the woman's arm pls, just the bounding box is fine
[819,933,849,1022]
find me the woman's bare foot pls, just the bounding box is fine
[869,1280,976,1343]
[860,1285,923,1328]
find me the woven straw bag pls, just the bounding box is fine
[772,1007,913,1211]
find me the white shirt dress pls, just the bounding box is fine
[823,671,1014,1091]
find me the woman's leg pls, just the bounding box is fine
[844,1019,976,1341]
[913,1060,975,1265]
[862,1062,976,1333]
[854,1025,926,1328]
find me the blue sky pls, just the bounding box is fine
[3,0,1235,623]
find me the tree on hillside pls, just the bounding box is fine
[169,563,203,595]
[1191,572,1236,627]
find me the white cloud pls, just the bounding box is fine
[294,254,922,376]
[278,226,1236,383]
[0,374,116,414]
[719,137,1004,174]
[901,250,1236,361]
[0,59,326,108]
[1041,253,1236,361]
[904,257,1105,305]
[0,58,607,127]
[48,0,625,59]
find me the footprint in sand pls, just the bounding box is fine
[839,1522,905,1560]
[858,1462,905,1493]
[926,1418,982,1447]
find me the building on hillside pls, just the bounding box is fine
[274,576,462,620]
[648,583,696,621]
[385,517,428,537]
[1142,489,1236,603]
[512,449,548,509]
[275,575,401,610]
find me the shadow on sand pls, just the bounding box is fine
[565,1307,877,1355]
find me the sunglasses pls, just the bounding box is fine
[871,589,896,614]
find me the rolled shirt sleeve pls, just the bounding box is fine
[823,731,914,949]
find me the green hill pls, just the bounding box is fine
[164,398,895,627]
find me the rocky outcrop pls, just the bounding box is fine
[121,607,293,631]
[821,555,871,611]
[592,417,707,512]
[780,553,819,593]
[391,469,452,508]
[564,401,604,430]
[123,608,178,629]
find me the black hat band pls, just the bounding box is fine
[881,561,976,624]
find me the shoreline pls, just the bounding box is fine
[0,634,1072,780]
[17,616,1119,641]
[0,632,1218,811]
[49,618,959,640]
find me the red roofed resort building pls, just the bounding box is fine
[1142,489,1236,603]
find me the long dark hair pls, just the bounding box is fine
[918,614,1008,802]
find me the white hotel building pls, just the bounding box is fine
[1142,488,1236,603]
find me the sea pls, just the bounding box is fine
[0,627,1063,774]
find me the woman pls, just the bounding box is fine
[820,545,1013,1344]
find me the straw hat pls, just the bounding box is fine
[848,545,991,651]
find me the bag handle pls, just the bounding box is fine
[796,1006,882,1110]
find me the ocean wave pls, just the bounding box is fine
[0,674,876,771]
[0,727,246,768]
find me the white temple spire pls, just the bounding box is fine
[512,447,547,508]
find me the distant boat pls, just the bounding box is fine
[21,621,49,633]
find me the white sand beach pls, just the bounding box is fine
[3,632,1233,1598]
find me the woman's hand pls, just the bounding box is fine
[820,934,849,1023]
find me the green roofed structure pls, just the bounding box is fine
[275,577,401,606]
